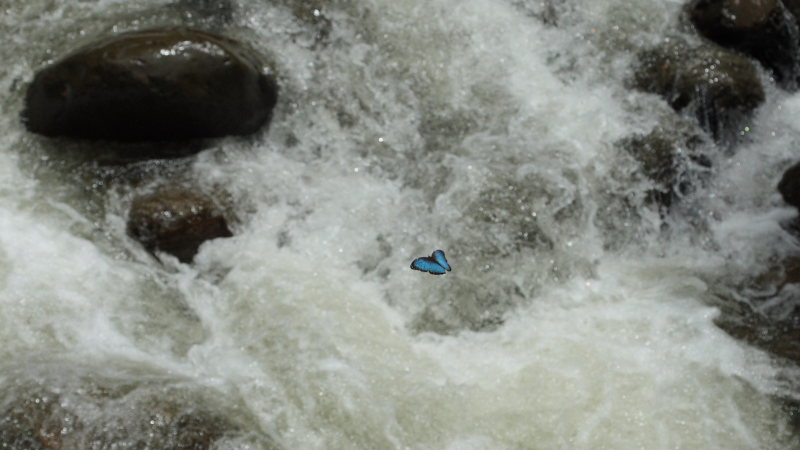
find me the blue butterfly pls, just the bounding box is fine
[410,249,452,275]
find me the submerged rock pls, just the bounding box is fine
[0,387,79,450]
[23,27,278,141]
[0,387,231,450]
[617,123,709,209]
[127,188,232,263]
[632,39,765,142]
[0,361,277,449]
[713,258,800,365]
[172,0,236,24]
[715,301,800,365]
[288,0,333,47]
[685,0,800,89]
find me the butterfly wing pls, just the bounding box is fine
[431,250,451,272]
[410,256,446,275]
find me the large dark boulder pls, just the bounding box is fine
[23,28,278,141]
[779,161,800,208]
[685,0,800,89]
[632,39,765,142]
[127,188,232,263]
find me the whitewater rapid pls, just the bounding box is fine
[2,0,800,448]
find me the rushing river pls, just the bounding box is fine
[2,0,800,448]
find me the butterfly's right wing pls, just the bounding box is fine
[431,250,451,271]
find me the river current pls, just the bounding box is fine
[2,0,800,448]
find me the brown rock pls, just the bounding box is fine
[23,28,278,141]
[127,188,232,263]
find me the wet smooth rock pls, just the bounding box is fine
[632,39,765,142]
[23,28,278,141]
[127,188,232,263]
[779,161,800,209]
[685,0,800,88]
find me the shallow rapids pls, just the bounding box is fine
[2,0,800,448]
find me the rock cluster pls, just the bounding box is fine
[12,17,282,448]
[22,26,274,262]
[686,0,800,89]
[627,0,800,217]
[627,2,800,400]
